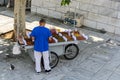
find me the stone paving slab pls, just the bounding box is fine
[91,68,113,80]
[108,73,120,80]
[80,58,105,73]
[71,68,94,79]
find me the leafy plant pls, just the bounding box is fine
[61,0,71,6]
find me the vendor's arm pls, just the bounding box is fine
[30,28,36,42]
[49,36,52,41]
[48,29,52,41]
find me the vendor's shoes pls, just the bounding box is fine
[37,72,40,73]
[45,70,51,73]
[36,72,41,75]
[36,71,41,74]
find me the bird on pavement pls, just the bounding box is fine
[10,64,15,70]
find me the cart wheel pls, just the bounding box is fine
[49,51,59,69]
[64,44,79,60]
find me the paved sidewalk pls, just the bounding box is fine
[0,7,120,80]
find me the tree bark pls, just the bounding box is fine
[14,0,26,40]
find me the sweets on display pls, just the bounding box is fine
[52,34,65,42]
[18,29,88,45]
[72,31,86,40]
[24,38,34,45]
[59,32,74,41]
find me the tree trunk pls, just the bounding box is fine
[14,0,26,41]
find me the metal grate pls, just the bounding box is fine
[110,0,120,2]
[81,26,107,34]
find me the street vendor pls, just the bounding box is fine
[30,19,52,73]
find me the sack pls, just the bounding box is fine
[12,43,21,55]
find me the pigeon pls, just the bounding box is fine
[10,64,15,70]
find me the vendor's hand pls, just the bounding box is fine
[49,37,52,42]
[31,37,35,42]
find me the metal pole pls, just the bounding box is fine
[4,0,5,6]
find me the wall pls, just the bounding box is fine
[31,0,120,35]
[0,0,8,6]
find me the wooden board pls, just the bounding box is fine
[0,29,31,39]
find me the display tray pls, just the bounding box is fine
[0,29,87,46]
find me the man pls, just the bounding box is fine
[30,19,52,73]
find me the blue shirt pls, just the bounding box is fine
[30,26,52,52]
